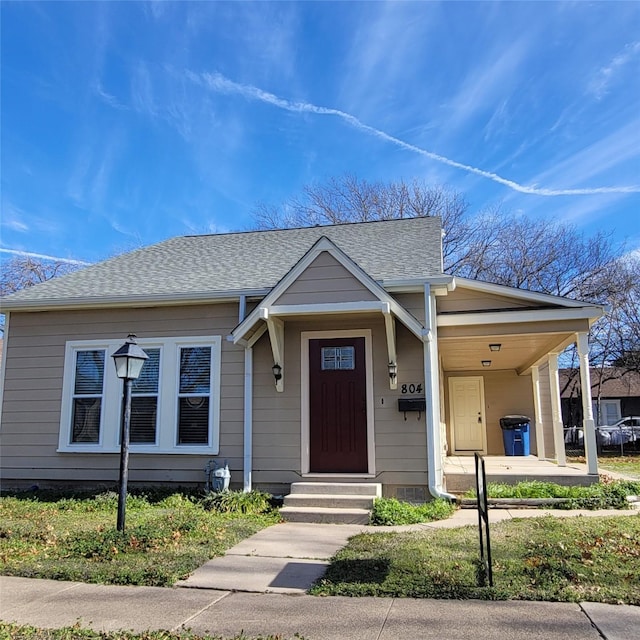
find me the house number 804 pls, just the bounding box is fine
[401,383,423,394]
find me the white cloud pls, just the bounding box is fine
[188,70,640,197]
[588,41,640,100]
[0,248,91,265]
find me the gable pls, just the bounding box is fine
[273,252,378,306]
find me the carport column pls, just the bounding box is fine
[531,366,546,460]
[548,353,567,466]
[577,332,598,476]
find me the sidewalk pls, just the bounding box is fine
[2,509,639,639]
[2,575,639,640]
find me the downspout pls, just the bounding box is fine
[239,295,253,492]
[424,283,456,501]
[243,345,253,492]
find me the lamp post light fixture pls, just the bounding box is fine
[272,363,282,382]
[388,362,398,382]
[112,334,148,532]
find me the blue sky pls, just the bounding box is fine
[1,1,639,266]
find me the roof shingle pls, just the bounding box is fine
[2,217,443,307]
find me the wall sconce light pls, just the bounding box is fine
[489,344,502,352]
[481,360,492,367]
[272,363,282,381]
[388,362,398,382]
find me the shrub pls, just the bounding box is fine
[202,490,274,515]
[370,497,455,525]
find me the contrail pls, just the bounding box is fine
[191,70,640,197]
[0,248,91,266]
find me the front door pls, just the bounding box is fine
[450,376,486,453]
[309,337,368,473]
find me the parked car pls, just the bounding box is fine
[597,416,640,445]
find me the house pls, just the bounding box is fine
[0,217,605,503]
[561,367,640,428]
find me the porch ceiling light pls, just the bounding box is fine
[388,362,398,382]
[481,360,492,367]
[489,343,502,352]
[272,363,282,381]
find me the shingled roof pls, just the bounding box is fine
[2,217,443,309]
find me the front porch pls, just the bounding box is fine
[443,455,598,494]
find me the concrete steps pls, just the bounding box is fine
[280,482,381,524]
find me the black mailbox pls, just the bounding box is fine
[398,398,426,412]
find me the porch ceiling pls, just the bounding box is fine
[438,332,573,374]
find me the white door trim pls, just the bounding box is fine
[300,329,376,476]
[448,375,487,455]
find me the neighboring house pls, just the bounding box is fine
[0,218,605,498]
[561,368,640,428]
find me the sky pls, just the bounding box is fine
[1,1,639,267]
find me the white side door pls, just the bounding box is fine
[449,376,486,454]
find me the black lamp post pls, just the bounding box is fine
[112,334,148,532]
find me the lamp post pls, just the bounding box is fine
[112,334,148,532]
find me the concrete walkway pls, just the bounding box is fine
[2,509,639,639]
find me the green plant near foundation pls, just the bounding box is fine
[369,497,456,525]
[463,479,640,509]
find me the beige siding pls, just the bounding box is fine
[392,293,426,324]
[250,315,429,488]
[274,252,378,305]
[0,304,245,487]
[438,318,590,339]
[3,301,432,492]
[444,370,535,455]
[438,287,557,313]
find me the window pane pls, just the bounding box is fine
[130,396,158,443]
[178,397,209,444]
[133,348,159,393]
[71,398,101,443]
[74,350,105,394]
[179,347,211,394]
[321,346,355,370]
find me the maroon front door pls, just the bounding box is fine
[309,337,368,473]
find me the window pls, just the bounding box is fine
[59,337,221,454]
[178,346,211,445]
[321,346,355,370]
[71,350,105,443]
[130,348,160,444]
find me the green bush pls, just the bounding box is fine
[370,497,455,525]
[202,490,274,515]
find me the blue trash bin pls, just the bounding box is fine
[500,415,531,456]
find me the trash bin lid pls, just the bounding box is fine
[500,415,531,428]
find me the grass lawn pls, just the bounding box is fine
[310,515,640,604]
[599,456,640,479]
[0,491,279,587]
[568,454,640,479]
[0,623,304,640]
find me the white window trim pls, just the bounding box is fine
[59,336,221,454]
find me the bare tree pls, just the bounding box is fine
[0,256,80,296]
[251,174,638,375]
[1,256,82,334]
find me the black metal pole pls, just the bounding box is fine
[117,378,133,532]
